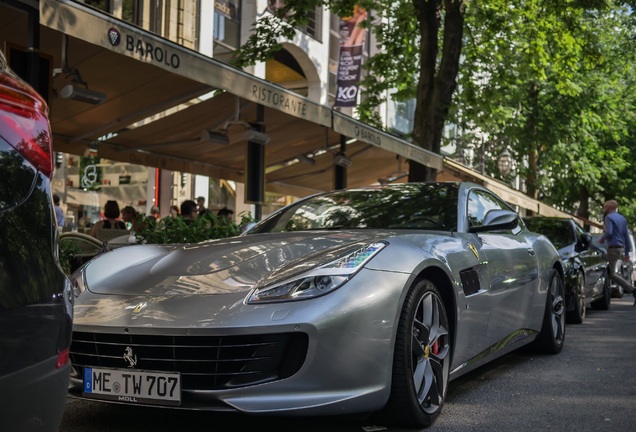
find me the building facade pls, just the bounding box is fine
[1,0,419,231]
[3,0,574,234]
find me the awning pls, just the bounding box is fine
[24,0,443,196]
[333,112,443,171]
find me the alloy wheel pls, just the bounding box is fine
[411,289,450,414]
[549,274,566,344]
[576,272,586,320]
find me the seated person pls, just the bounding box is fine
[90,200,127,238]
[217,207,234,223]
[121,206,145,232]
[180,200,199,224]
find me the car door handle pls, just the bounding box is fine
[527,249,536,257]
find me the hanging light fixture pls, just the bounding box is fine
[498,149,513,177]
[54,35,106,105]
[59,83,106,105]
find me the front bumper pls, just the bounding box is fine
[68,269,411,415]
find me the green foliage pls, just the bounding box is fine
[234,0,636,225]
[55,212,256,275]
[356,0,419,126]
[58,237,82,275]
[457,0,636,222]
[133,212,256,245]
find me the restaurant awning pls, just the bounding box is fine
[5,0,443,197]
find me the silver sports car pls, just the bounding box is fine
[68,182,565,428]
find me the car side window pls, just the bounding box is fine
[468,190,520,233]
[574,224,585,243]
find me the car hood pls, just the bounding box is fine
[81,231,391,296]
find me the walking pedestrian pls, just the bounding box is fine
[53,194,65,227]
[598,199,636,305]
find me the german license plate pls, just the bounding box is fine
[83,367,181,406]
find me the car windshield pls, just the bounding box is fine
[250,183,459,233]
[524,218,573,250]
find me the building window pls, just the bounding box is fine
[148,0,163,35]
[83,0,111,13]
[266,1,322,42]
[213,0,241,59]
[114,0,163,34]
[302,7,322,41]
[121,0,141,24]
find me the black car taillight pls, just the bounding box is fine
[0,72,53,178]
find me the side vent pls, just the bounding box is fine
[459,268,480,296]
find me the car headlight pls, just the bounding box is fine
[247,241,387,303]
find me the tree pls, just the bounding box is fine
[235,0,468,182]
[455,0,636,221]
[235,1,636,224]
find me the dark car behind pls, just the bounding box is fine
[591,232,636,298]
[524,217,611,323]
[0,51,72,431]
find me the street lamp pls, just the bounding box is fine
[498,149,513,177]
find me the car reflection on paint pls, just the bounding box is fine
[68,182,565,428]
[0,50,72,432]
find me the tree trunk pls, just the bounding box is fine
[577,186,589,220]
[408,0,466,182]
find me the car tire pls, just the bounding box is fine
[534,268,566,354]
[612,284,624,299]
[592,269,611,310]
[566,271,586,324]
[381,278,451,428]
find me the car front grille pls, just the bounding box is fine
[70,331,308,390]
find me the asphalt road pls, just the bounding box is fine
[60,296,636,432]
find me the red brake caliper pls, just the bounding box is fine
[431,340,439,355]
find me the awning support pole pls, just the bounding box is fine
[334,134,347,189]
[245,104,265,220]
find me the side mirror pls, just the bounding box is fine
[469,209,519,233]
[576,232,592,251]
[240,221,258,235]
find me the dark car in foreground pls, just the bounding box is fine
[0,51,73,431]
[524,217,611,324]
[68,182,565,428]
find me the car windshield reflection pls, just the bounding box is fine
[249,183,459,233]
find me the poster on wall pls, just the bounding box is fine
[334,5,368,108]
